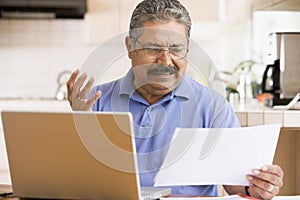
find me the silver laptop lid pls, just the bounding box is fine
[2,111,144,200]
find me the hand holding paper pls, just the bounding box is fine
[154,124,281,186]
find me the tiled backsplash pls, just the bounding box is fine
[0,19,95,99]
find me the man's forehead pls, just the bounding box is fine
[137,27,187,44]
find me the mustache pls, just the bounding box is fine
[147,65,178,75]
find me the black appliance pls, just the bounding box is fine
[261,59,281,97]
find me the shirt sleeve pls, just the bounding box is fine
[210,92,241,128]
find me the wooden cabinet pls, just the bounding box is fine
[273,128,300,195]
[253,0,300,11]
[253,0,281,10]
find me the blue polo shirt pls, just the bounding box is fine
[90,69,240,196]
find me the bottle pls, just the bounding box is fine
[237,70,253,105]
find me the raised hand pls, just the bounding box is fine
[66,69,101,111]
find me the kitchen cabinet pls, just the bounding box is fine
[253,0,283,10]
[253,0,300,11]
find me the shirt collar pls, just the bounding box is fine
[119,68,193,100]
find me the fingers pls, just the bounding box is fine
[263,165,284,180]
[247,183,277,200]
[72,73,96,100]
[67,69,79,106]
[250,165,284,187]
[85,90,102,109]
[72,90,101,111]
[73,73,88,98]
[80,76,95,100]
[246,165,284,199]
[68,70,101,111]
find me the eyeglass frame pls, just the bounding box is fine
[133,39,189,60]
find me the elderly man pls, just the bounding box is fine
[67,0,283,199]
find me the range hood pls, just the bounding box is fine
[0,0,87,19]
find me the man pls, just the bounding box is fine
[67,0,283,199]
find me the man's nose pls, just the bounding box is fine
[157,49,172,66]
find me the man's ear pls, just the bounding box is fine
[125,36,133,59]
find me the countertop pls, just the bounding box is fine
[232,101,300,128]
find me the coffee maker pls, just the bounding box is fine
[261,32,300,106]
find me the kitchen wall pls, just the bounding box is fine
[0,19,96,99]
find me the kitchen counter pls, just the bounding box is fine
[232,101,300,128]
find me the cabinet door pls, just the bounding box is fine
[253,0,286,10]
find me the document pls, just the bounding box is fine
[160,195,300,200]
[160,195,243,199]
[154,124,281,186]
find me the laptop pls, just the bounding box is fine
[1,111,171,200]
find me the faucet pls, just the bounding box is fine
[55,70,72,100]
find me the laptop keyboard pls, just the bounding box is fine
[141,187,168,197]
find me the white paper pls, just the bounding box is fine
[160,195,300,200]
[160,195,242,200]
[154,124,281,186]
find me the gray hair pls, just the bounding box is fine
[129,0,192,40]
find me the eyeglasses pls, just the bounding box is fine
[135,40,188,60]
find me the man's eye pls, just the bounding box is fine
[144,47,161,52]
[170,48,183,53]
